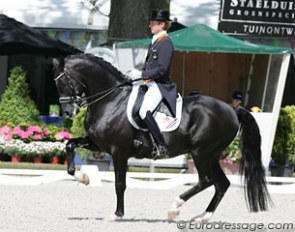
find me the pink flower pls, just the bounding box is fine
[12,127,22,133]
[5,133,13,141]
[33,134,43,141]
[28,126,42,133]
[221,156,233,165]
[62,131,72,139]
[43,130,50,136]
[54,131,72,141]
[18,130,31,139]
[0,125,11,135]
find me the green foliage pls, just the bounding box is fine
[272,105,295,165]
[70,107,108,161]
[61,117,73,131]
[70,107,92,160]
[71,107,87,137]
[0,66,40,127]
[223,137,241,163]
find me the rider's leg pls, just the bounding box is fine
[139,82,169,159]
[143,110,169,159]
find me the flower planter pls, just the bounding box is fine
[0,125,71,161]
[11,154,21,163]
[50,156,59,164]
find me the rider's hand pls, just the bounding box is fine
[127,69,142,80]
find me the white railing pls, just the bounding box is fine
[0,166,295,194]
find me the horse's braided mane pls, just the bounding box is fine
[68,53,125,82]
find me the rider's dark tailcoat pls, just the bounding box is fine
[142,34,177,117]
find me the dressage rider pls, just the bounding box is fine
[139,10,177,159]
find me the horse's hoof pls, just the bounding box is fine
[167,209,180,222]
[168,196,184,221]
[104,214,123,222]
[67,168,75,176]
[79,173,90,185]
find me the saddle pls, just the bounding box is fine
[126,82,183,132]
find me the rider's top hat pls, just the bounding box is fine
[149,10,172,21]
[232,91,243,101]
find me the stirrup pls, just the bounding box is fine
[152,144,169,160]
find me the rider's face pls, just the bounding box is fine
[149,20,164,35]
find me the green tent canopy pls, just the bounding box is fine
[116,24,291,54]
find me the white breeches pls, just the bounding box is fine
[139,81,162,119]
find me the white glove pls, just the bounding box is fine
[127,69,142,80]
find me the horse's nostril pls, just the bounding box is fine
[64,111,70,117]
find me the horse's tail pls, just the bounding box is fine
[236,108,272,212]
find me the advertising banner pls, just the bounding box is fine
[218,0,295,37]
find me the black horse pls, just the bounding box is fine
[54,53,271,222]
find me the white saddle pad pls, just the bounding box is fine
[127,83,183,132]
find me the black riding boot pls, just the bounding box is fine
[143,111,169,159]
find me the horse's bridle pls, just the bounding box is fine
[55,69,140,111]
[55,70,86,114]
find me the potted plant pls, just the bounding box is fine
[71,107,112,171]
[0,124,71,162]
[0,66,40,128]
[271,106,295,177]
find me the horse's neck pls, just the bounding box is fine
[87,84,131,109]
[86,76,121,95]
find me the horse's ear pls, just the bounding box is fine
[53,56,65,73]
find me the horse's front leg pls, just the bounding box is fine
[107,156,128,221]
[66,137,94,175]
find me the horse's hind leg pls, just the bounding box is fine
[168,159,230,223]
[190,160,230,223]
[168,158,213,221]
[204,161,230,213]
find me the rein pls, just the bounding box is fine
[82,79,132,107]
[56,70,141,109]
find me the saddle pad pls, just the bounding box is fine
[127,84,183,132]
